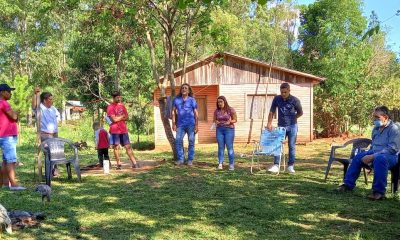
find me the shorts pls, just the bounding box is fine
[0,136,18,163]
[110,133,130,146]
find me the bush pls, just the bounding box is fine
[131,141,155,150]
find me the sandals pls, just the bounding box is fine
[116,164,122,170]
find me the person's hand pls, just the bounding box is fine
[195,125,199,134]
[361,154,374,165]
[172,124,176,132]
[266,123,273,131]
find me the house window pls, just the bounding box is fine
[196,96,207,121]
[246,95,276,120]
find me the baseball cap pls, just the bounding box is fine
[0,83,16,92]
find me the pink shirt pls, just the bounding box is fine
[0,99,18,137]
[214,107,236,128]
[107,103,128,134]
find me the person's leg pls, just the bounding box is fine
[111,134,122,167]
[216,127,225,164]
[187,125,196,163]
[2,136,22,188]
[225,128,235,166]
[97,149,104,166]
[343,150,372,189]
[372,154,398,194]
[287,124,298,166]
[120,133,137,165]
[1,161,9,187]
[175,127,185,164]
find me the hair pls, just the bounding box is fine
[40,92,52,103]
[177,83,193,97]
[374,105,391,119]
[92,121,100,130]
[280,82,290,90]
[216,96,231,112]
[111,91,121,98]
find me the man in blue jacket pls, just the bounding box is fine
[336,106,400,200]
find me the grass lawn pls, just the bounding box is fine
[1,124,399,239]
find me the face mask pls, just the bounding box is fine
[374,120,384,128]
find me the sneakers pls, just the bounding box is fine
[287,165,295,173]
[175,161,183,166]
[217,164,223,170]
[187,161,193,167]
[9,186,26,191]
[267,164,279,173]
[229,164,234,171]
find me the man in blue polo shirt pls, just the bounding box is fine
[336,106,400,200]
[266,83,303,173]
[172,83,199,166]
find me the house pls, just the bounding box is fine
[153,52,325,144]
[64,100,85,120]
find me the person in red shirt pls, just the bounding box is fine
[93,122,110,167]
[106,91,139,170]
[0,83,25,190]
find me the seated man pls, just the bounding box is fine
[336,106,400,200]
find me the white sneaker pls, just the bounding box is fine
[217,164,223,170]
[287,165,295,173]
[267,164,279,173]
[229,164,234,171]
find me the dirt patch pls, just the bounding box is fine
[80,159,167,176]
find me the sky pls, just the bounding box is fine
[295,0,400,55]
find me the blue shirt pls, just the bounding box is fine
[40,103,59,133]
[270,95,302,127]
[371,120,400,157]
[173,96,197,127]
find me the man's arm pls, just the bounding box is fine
[5,108,18,122]
[194,108,199,134]
[295,99,303,118]
[171,106,177,131]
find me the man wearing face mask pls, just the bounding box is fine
[336,106,400,200]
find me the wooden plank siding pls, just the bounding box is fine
[153,53,323,145]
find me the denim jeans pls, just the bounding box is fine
[216,127,235,165]
[175,125,195,163]
[274,124,298,166]
[344,149,398,194]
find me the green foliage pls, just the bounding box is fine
[6,75,32,114]
[295,0,399,136]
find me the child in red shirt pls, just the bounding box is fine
[93,122,110,167]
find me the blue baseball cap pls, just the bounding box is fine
[0,83,16,92]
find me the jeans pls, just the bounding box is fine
[0,136,18,163]
[175,125,195,163]
[344,149,398,194]
[216,127,235,165]
[274,124,298,165]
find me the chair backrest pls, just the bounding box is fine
[40,138,75,161]
[259,127,286,156]
[348,138,372,159]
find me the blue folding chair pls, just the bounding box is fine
[251,127,286,174]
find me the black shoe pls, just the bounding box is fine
[367,192,385,200]
[335,184,352,193]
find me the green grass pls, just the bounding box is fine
[1,124,400,239]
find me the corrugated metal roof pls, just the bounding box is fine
[160,52,325,82]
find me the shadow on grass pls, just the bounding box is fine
[1,142,400,239]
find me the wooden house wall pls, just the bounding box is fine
[153,55,317,145]
[219,82,313,143]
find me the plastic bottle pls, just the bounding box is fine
[103,160,110,174]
